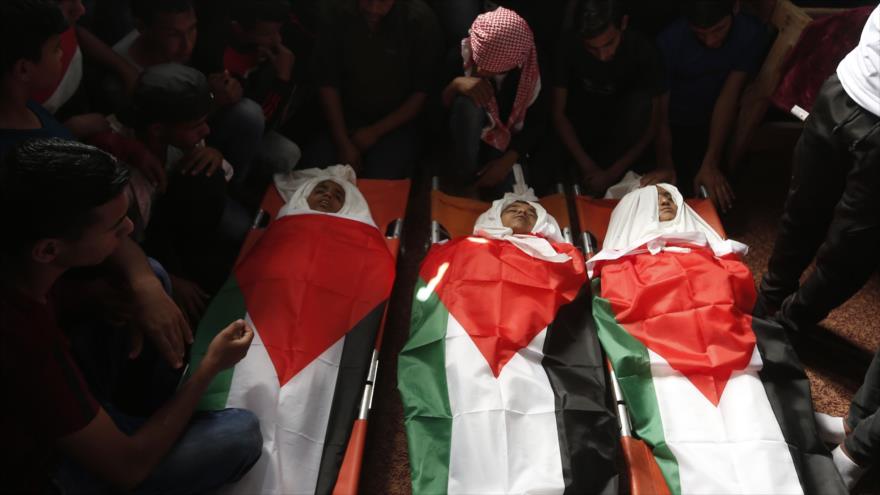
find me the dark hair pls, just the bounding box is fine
[120,63,213,130]
[0,0,67,76]
[683,0,734,28]
[576,0,625,39]
[232,0,291,30]
[0,139,130,254]
[130,0,194,26]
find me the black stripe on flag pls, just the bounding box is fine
[314,300,388,495]
[752,316,848,495]
[543,286,621,495]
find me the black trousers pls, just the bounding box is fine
[759,74,880,328]
[847,345,880,466]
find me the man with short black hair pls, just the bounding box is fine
[0,138,262,494]
[549,0,671,196]
[655,0,768,210]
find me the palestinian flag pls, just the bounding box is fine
[591,247,846,495]
[187,213,395,495]
[399,236,620,494]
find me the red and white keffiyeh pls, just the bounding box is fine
[462,7,541,151]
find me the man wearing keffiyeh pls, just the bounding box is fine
[443,6,549,193]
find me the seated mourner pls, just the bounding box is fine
[0,138,262,494]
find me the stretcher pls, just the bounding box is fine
[404,177,622,494]
[226,178,410,495]
[573,188,725,495]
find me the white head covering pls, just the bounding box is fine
[588,184,747,276]
[472,189,570,262]
[275,165,375,227]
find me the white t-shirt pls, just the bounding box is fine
[837,6,880,117]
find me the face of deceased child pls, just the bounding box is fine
[307,180,346,213]
[501,201,538,235]
[657,186,678,221]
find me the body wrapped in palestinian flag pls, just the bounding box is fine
[188,212,395,495]
[399,236,620,494]
[591,246,846,495]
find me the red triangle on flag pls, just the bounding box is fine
[420,237,585,377]
[234,215,395,386]
[600,248,757,406]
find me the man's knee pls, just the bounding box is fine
[259,131,302,175]
[209,408,263,481]
[220,99,266,138]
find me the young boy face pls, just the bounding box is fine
[582,24,624,63]
[241,20,283,52]
[161,116,210,151]
[50,192,134,268]
[56,0,86,24]
[358,0,395,29]
[306,180,346,213]
[26,34,65,90]
[501,201,538,235]
[688,14,733,49]
[144,8,198,64]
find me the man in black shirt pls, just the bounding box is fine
[549,0,670,196]
[305,0,442,179]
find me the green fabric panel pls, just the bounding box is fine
[591,279,681,495]
[397,277,453,495]
[185,276,248,410]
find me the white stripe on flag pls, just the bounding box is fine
[649,347,803,495]
[221,315,345,495]
[43,48,82,114]
[445,315,565,494]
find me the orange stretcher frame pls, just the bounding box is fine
[430,178,574,243]
[573,192,726,495]
[235,179,411,495]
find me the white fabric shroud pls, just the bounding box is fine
[472,189,570,263]
[274,164,375,227]
[587,184,748,276]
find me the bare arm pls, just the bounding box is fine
[58,321,253,491]
[551,87,599,176]
[109,237,192,368]
[694,71,749,210]
[702,70,749,173]
[607,95,661,179]
[76,26,139,92]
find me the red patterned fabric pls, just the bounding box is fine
[464,7,540,151]
[771,7,873,114]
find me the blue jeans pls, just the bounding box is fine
[299,123,422,179]
[54,406,263,495]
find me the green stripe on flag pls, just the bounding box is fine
[398,277,453,495]
[591,279,681,495]
[186,276,248,410]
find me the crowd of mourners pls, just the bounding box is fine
[0,0,878,492]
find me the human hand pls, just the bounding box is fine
[455,76,494,107]
[351,126,380,152]
[178,146,224,177]
[208,71,243,106]
[476,151,517,188]
[128,141,168,193]
[584,169,617,196]
[640,168,677,187]
[694,162,734,212]
[128,278,193,369]
[170,275,210,326]
[202,319,254,374]
[338,139,363,172]
[260,40,295,82]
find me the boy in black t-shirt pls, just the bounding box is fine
[655,0,769,210]
[549,0,672,196]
